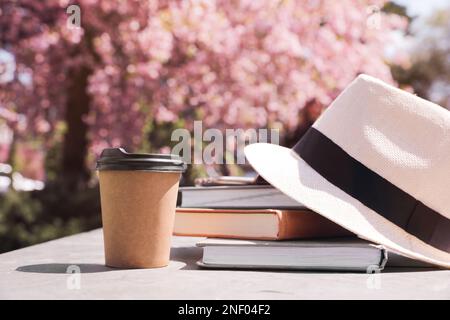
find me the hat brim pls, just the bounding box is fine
[245,143,450,268]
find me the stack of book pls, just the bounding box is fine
[174,177,389,271]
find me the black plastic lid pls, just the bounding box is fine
[96,148,186,172]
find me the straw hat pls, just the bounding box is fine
[245,74,450,268]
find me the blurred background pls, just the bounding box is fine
[0,0,449,253]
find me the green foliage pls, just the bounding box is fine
[44,139,63,183]
[383,2,411,22]
[391,7,450,106]
[391,51,447,98]
[0,184,102,253]
[145,118,189,152]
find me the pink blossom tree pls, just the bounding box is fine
[0,0,406,187]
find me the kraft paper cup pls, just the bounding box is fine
[97,148,186,269]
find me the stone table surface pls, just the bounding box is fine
[0,229,449,299]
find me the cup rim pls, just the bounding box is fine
[96,147,186,172]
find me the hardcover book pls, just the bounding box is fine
[177,185,305,209]
[174,208,351,240]
[196,238,388,272]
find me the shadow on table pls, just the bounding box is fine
[187,265,439,274]
[170,246,203,270]
[16,263,117,274]
[380,267,440,273]
[17,248,441,274]
[16,246,205,273]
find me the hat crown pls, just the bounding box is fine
[313,74,450,218]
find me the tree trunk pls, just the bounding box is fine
[61,65,91,190]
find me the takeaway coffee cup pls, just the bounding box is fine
[96,148,186,268]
